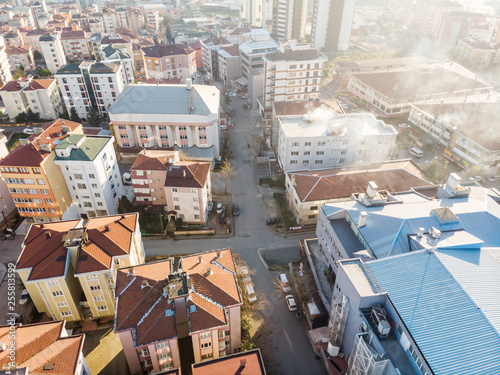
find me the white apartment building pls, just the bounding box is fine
[55,61,124,119]
[273,0,307,41]
[277,110,397,171]
[146,10,160,32]
[200,37,232,80]
[239,29,279,79]
[0,46,12,85]
[217,45,240,87]
[39,33,67,74]
[102,8,117,34]
[240,0,263,27]
[108,83,221,156]
[312,0,356,52]
[54,134,124,219]
[101,45,135,85]
[60,30,91,60]
[0,76,62,119]
[259,42,326,120]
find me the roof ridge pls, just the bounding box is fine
[195,276,238,307]
[28,335,82,369]
[15,321,62,355]
[27,245,66,279]
[117,280,163,330]
[303,176,323,202]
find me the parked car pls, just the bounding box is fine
[266,217,282,225]
[23,128,33,134]
[233,203,240,216]
[409,147,424,158]
[286,295,297,311]
[122,172,132,185]
[216,203,223,214]
[219,212,227,224]
[487,175,500,182]
[240,266,252,284]
[398,123,411,129]
[279,274,291,293]
[469,176,483,182]
[246,284,257,302]
[19,289,29,305]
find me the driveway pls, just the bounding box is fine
[143,97,327,375]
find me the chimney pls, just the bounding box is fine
[417,227,425,237]
[206,267,212,275]
[198,255,202,264]
[186,78,192,90]
[46,232,52,239]
[366,181,378,198]
[127,267,134,276]
[216,250,221,258]
[358,211,368,227]
[183,170,186,178]
[104,224,110,232]
[141,280,150,289]
[240,359,247,368]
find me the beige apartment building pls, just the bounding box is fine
[115,249,242,375]
[130,150,212,224]
[16,213,144,321]
[286,160,432,225]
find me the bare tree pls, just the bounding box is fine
[219,161,235,194]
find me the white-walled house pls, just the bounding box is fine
[277,109,397,171]
[53,134,124,219]
[39,33,67,74]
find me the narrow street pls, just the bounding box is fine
[144,96,327,375]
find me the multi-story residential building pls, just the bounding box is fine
[89,33,102,60]
[53,134,124,219]
[101,45,134,85]
[200,37,232,80]
[55,61,124,118]
[0,119,81,223]
[286,159,431,225]
[272,0,307,41]
[115,249,242,375]
[239,29,279,79]
[102,8,117,34]
[277,110,397,171]
[240,0,263,27]
[271,100,343,148]
[6,45,34,70]
[0,76,62,119]
[348,64,494,117]
[60,30,91,60]
[109,83,221,157]
[191,349,266,374]
[146,10,160,32]
[142,43,197,84]
[258,42,326,121]
[217,45,240,87]
[414,0,463,39]
[0,321,90,374]
[0,128,16,230]
[312,0,356,52]
[1,31,22,48]
[16,213,144,321]
[25,28,47,54]
[39,33,67,74]
[408,102,500,174]
[0,46,13,85]
[454,38,500,71]
[130,151,212,223]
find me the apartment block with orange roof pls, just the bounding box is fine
[0,119,82,223]
[115,249,242,375]
[191,349,266,375]
[16,213,144,321]
[0,320,90,374]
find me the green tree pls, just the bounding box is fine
[59,108,69,120]
[37,68,52,77]
[117,196,134,214]
[69,107,80,122]
[422,160,447,184]
[86,107,101,126]
[33,50,43,61]
[26,109,41,124]
[13,67,25,80]
[15,112,28,124]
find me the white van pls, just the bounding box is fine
[409,147,424,158]
[279,274,291,293]
[122,172,132,185]
[23,128,34,135]
[246,284,257,302]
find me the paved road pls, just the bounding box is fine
[144,97,326,375]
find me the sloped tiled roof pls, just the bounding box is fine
[164,162,210,189]
[141,43,194,58]
[60,30,85,39]
[0,78,55,92]
[131,153,171,171]
[0,321,84,375]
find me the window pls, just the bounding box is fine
[32,199,42,204]
[49,208,56,213]
[291,151,299,156]
[318,142,326,146]
[28,189,38,194]
[61,310,71,316]
[89,174,95,179]
[37,179,45,185]
[180,135,188,140]
[52,290,63,297]
[95,193,100,198]
[140,348,150,356]
[41,189,49,194]
[193,197,198,202]
[194,214,200,219]
[156,342,169,350]
[199,135,207,140]
[32,168,41,174]
[56,301,67,307]
[310,206,318,210]
[90,285,101,291]
[194,206,199,211]
[290,160,298,164]
[47,280,59,286]
[315,160,323,164]
[92,183,98,189]
[179,126,187,131]
[201,342,212,349]
[316,151,324,155]
[308,215,316,219]
[74,174,83,180]
[200,332,211,339]
[86,274,97,280]
[174,205,180,210]
[94,295,104,301]
[77,183,87,189]
[303,160,309,164]
[97,305,107,311]
[138,126,146,130]
[201,353,213,360]
[304,151,310,155]
[305,142,311,146]
[292,142,299,147]
[23,178,34,184]
[172,188,177,192]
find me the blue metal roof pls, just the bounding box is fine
[367,250,500,375]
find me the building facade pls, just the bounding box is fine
[0,76,62,119]
[115,249,242,375]
[272,0,307,41]
[54,134,124,219]
[39,33,67,74]
[239,29,279,79]
[142,43,197,84]
[312,0,356,52]
[109,84,221,157]
[277,111,397,171]
[60,30,91,60]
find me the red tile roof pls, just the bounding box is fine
[141,43,194,58]
[60,30,85,39]
[289,159,433,202]
[131,153,172,171]
[0,78,55,92]
[164,162,210,189]
[221,45,239,57]
[0,321,84,375]
[5,46,29,54]
[115,249,242,346]
[26,118,81,149]
[192,349,266,375]
[0,142,47,167]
